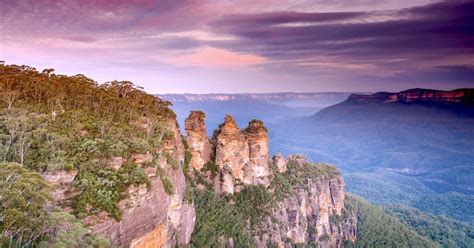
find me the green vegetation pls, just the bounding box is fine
[0,64,177,219]
[40,211,110,248]
[190,158,342,246]
[0,162,52,245]
[155,166,173,195]
[190,189,254,248]
[384,205,474,247]
[0,162,109,247]
[412,193,474,225]
[271,158,339,201]
[202,160,219,177]
[344,194,438,248]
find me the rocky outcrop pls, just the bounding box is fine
[184,113,357,246]
[43,170,78,212]
[254,156,356,248]
[44,119,195,248]
[211,115,271,194]
[273,153,287,173]
[98,119,194,248]
[349,88,474,104]
[244,120,271,186]
[184,111,212,170]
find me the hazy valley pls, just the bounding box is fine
[160,89,474,243]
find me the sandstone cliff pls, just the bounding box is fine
[43,119,195,248]
[186,113,357,247]
[254,155,356,247]
[184,111,212,171]
[44,110,356,248]
[185,113,271,194]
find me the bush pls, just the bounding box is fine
[202,161,219,177]
[190,189,254,248]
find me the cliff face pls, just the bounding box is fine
[44,119,195,248]
[184,111,212,171]
[185,113,357,247]
[348,88,474,104]
[45,110,356,248]
[254,155,356,248]
[188,114,271,194]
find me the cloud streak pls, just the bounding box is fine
[1,0,473,93]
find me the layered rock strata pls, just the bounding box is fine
[44,119,195,248]
[184,111,212,170]
[254,155,357,248]
[185,114,271,194]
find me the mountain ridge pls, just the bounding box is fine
[347,88,474,104]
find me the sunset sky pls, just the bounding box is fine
[1,0,473,93]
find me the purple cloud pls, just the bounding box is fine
[1,0,473,93]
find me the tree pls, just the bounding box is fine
[1,90,19,109]
[0,162,52,246]
[0,109,48,166]
[42,211,110,248]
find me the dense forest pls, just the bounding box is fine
[0,64,176,246]
[384,205,474,247]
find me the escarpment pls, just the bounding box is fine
[348,88,474,104]
[44,119,195,248]
[43,108,357,248]
[254,155,356,247]
[185,112,357,247]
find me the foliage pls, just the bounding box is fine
[41,211,110,248]
[0,162,52,246]
[270,158,339,201]
[161,176,174,195]
[155,166,173,195]
[202,160,219,178]
[344,194,439,248]
[0,163,109,247]
[190,189,254,248]
[190,158,343,246]
[0,64,176,220]
[0,65,174,121]
[412,193,474,225]
[384,205,474,248]
[73,168,125,220]
[165,153,179,170]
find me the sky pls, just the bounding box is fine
[1,0,474,93]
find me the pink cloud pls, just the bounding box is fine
[166,47,266,67]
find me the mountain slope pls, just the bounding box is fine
[345,195,438,248]
[271,89,474,224]
[384,205,474,247]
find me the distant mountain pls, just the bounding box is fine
[348,88,474,104]
[271,88,474,224]
[158,92,354,135]
[158,92,357,107]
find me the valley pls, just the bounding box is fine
[161,89,474,228]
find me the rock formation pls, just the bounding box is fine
[273,153,287,173]
[43,119,195,248]
[94,120,195,248]
[44,109,357,248]
[254,155,356,247]
[244,120,271,186]
[210,115,271,194]
[184,111,212,170]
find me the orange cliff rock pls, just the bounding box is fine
[184,111,212,171]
